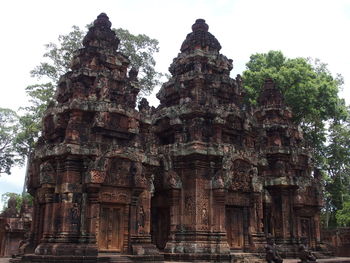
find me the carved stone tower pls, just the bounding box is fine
[152,19,261,262]
[254,78,322,256]
[18,15,324,263]
[24,13,162,262]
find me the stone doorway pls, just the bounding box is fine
[151,207,170,250]
[300,217,312,246]
[98,205,124,252]
[226,206,244,250]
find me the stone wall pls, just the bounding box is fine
[322,228,350,256]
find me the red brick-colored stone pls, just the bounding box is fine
[15,14,324,263]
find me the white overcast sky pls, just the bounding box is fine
[0,0,349,207]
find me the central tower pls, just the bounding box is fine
[152,19,250,262]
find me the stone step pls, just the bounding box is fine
[98,253,133,263]
[107,255,133,263]
[283,258,350,263]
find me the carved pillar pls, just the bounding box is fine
[268,187,296,243]
[314,213,321,245]
[243,207,250,250]
[249,192,266,251]
[41,190,55,241]
[212,125,222,143]
[212,188,230,253]
[27,199,40,252]
[65,111,83,144]
[212,189,226,232]
[130,188,159,256]
[130,189,142,239]
[85,185,100,245]
[162,188,180,253]
[249,194,258,235]
[168,189,181,236]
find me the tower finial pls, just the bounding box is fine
[82,13,120,50]
[180,19,221,52]
[192,19,209,32]
[93,13,112,28]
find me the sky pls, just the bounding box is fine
[0,0,349,208]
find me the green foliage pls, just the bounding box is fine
[14,27,85,161]
[1,192,21,212]
[0,108,21,175]
[323,119,350,227]
[31,25,84,84]
[243,50,347,164]
[114,28,161,96]
[336,199,350,227]
[30,25,161,94]
[15,83,55,159]
[1,192,33,213]
[243,50,349,227]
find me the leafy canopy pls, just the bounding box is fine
[1,192,33,213]
[336,199,350,227]
[243,51,347,162]
[0,108,20,175]
[243,50,346,125]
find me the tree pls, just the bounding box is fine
[243,51,347,163]
[323,119,350,227]
[114,28,161,95]
[15,25,161,160]
[336,199,350,227]
[30,25,161,96]
[0,108,20,175]
[242,50,349,227]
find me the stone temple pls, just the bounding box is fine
[16,13,324,263]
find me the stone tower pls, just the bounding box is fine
[152,18,264,262]
[17,15,324,263]
[24,13,162,262]
[254,78,323,256]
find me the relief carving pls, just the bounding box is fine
[226,159,253,192]
[164,170,182,189]
[39,161,56,185]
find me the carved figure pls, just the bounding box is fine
[137,206,145,234]
[138,98,150,113]
[298,237,317,262]
[212,170,225,189]
[129,67,139,81]
[265,236,283,263]
[164,170,182,189]
[39,161,55,184]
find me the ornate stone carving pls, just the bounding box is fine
[39,161,55,184]
[265,236,283,263]
[20,14,324,263]
[164,170,182,189]
[299,237,317,262]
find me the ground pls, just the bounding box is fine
[1,257,350,263]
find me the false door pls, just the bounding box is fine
[226,206,244,249]
[300,217,312,246]
[98,205,124,251]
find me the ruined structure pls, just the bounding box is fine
[322,228,350,257]
[18,14,323,263]
[0,197,32,257]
